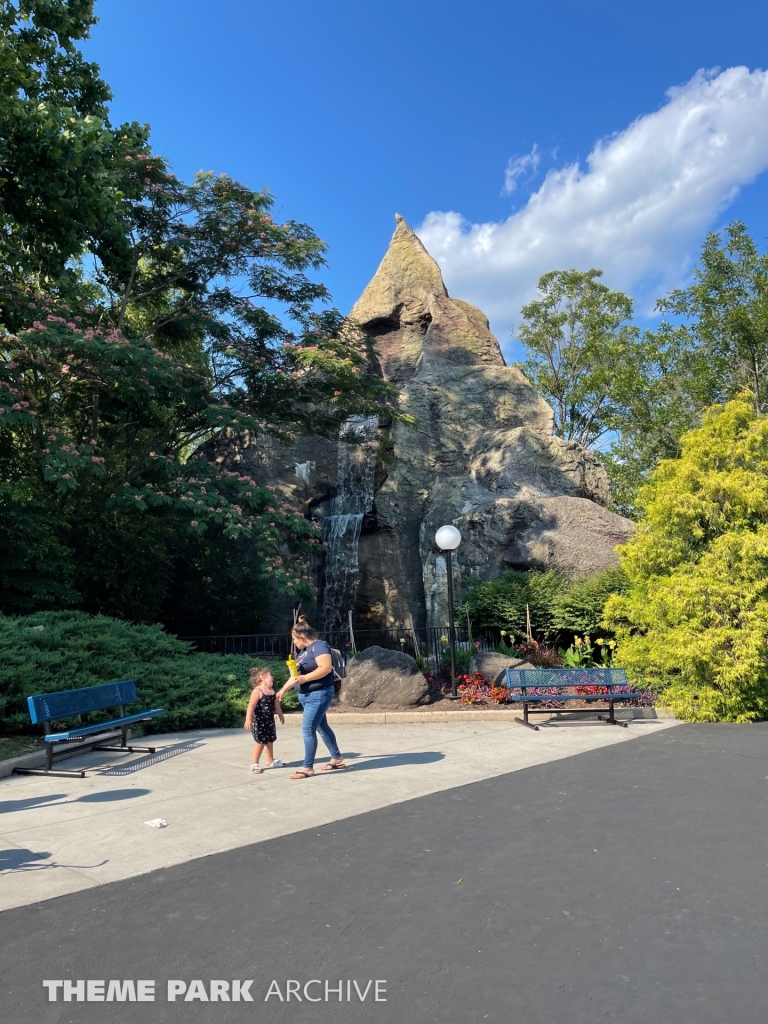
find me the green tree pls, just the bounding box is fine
[658,221,768,414]
[603,399,768,722]
[515,269,638,449]
[549,567,628,636]
[596,322,712,517]
[460,569,570,642]
[0,0,148,286]
[0,2,409,629]
[460,566,627,644]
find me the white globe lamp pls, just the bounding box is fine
[435,525,461,551]
[435,525,461,696]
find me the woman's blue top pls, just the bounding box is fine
[296,640,335,693]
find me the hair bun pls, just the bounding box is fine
[297,614,308,624]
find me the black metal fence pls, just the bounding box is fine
[180,625,501,670]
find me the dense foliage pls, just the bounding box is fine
[459,567,627,644]
[0,0,147,284]
[604,400,768,721]
[658,223,768,415]
[0,2,404,632]
[0,610,291,735]
[516,225,768,516]
[515,269,638,450]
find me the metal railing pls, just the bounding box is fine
[179,625,500,669]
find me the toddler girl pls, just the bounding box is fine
[244,667,285,773]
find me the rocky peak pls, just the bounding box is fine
[351,214,506,382]
[207,216,633,633]
[352,214,448,314]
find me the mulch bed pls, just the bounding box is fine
[328,697,634,714]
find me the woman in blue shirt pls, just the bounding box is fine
[277,616,345,779]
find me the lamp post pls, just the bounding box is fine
[435,525,461,698]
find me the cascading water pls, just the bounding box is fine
[321,414,378,633]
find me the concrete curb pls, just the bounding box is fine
[279,707,676,726]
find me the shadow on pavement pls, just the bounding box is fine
[0,846,108,872]
[0,788,151,813]
[0,847,52,870]
[343,751,445,772]
[77,789,152,802]
[0,793,68,813]
[96,740,203,776]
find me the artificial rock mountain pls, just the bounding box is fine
[214,215,632,630]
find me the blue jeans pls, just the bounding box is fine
[298,686,340,769]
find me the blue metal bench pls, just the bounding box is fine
[503,668,642,731]
[13,680,165,778]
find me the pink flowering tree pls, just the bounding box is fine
[0,5,406,628]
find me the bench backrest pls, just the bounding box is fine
[504,667,628,689]
[27,680,138,725]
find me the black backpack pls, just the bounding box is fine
[330,648,347,681]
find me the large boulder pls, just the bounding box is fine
[340,646,430,709]
[474,653,526,686]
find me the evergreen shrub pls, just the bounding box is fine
[460,567,627,644]
[604,399,768,722]
[0,611,289,735]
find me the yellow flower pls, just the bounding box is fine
[575,637,583,647]
[500,630,508,636]
[440,635,448,643]
[595,638,605,645]
[608,640,617,649]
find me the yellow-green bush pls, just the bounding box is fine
[0,610,289,735]
[604,399,768,721]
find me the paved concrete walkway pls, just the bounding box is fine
[0,716,676,911]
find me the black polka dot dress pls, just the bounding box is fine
[251,690,277,744]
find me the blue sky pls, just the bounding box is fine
[85,0,768,358]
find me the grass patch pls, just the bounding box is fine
[0,735,42,761]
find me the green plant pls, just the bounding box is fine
[549,568,628,636]
[460,570,570,642]
[440,645,471,674]
[462,568,626,646]
[595,637,618,666]
[0,610,288,735]
[604,399,768,721]
[558,635,595,668]
[495,630,517,656]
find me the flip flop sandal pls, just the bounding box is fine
[290,770,314,779]
[322,762,346,771]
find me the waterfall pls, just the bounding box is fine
[321,415,378,633]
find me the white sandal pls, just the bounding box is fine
[264,760,283,769]
[250,764,263,773]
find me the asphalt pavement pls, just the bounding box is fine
[2,723,767,1024]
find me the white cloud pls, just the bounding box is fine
[502,144,540,195]
[417,67,768,355]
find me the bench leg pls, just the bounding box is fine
[597,700,628,727]
[13,744,86,778]
[93,723,156,754]
[513,703,539,731]
[92,744,157,753]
